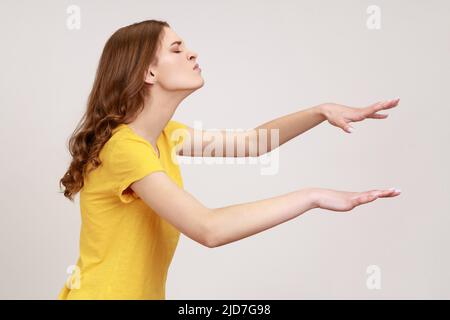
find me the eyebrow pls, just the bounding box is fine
[170,40,183,47]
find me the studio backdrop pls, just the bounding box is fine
[0,0,449,299]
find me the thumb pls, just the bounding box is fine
[337,119,354,133]
[355,190,379,205]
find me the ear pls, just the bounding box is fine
[144,66,156,85]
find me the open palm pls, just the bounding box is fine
[312,188,401,212]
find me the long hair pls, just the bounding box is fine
[59,19,170,201]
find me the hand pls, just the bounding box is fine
[310,187,401,212]
[319,99,400,133]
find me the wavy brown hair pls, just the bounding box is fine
[59,19,170,201]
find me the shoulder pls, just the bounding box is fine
[165,119,189,145]
[166,119,188,130]
[103,124,159,164]
[108,124,150,148]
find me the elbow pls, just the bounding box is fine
[203,235,217,248]
[199,231,216,248]
[201,209,220,248]
[204,234,222,248]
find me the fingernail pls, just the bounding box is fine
[395,189,401,193]
[348,127,354,133]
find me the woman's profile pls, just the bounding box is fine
[58,19,401,300]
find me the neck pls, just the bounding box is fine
[127,86,189,152]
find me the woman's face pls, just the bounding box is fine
[146,27,204,91]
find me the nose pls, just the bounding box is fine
[188,49,198,61]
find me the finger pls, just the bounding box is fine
[378,98,400,111]
[363,101,385,115]
[367,113,389,119]
[360,193,378,205]
[365,99,399,116]
[353,190,379,205]
[364,188,400,199]
[338,119,354,133]
[378,188,401,197]
[350,189,374,200]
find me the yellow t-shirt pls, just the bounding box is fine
[57,120,188,300]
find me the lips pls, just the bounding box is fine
[193,63,199,70]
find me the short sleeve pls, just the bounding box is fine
[166,120,188,146]
[111,135,166,204]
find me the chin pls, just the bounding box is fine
[193,79,205,89]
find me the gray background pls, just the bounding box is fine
[0,0,449,299]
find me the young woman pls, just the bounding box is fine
[58,19,401,300]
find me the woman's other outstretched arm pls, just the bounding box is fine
[131,172,400,248]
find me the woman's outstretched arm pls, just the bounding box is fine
[176,99,400,157]
[131,172,400,248]
[176,106,325,157]
[207,187,400,247]
[252,98,400,154]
